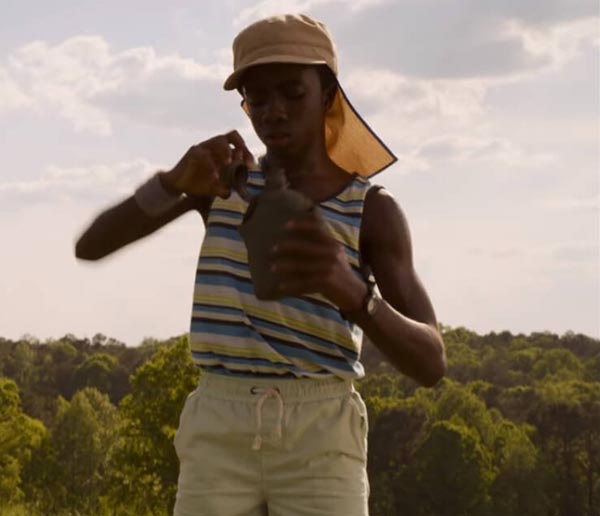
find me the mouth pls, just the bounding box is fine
[264,133,291,147]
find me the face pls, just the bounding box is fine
[240,63,332,159]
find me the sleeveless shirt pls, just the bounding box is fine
[189,166,373,379]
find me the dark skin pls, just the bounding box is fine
[75,63,446,387]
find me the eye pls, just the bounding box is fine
[284,87,305,100]
[245,95,266,108]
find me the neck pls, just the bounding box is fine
[265,143,333,187]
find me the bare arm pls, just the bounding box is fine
[269,186,446,386]
[74,194,211,261]
[355,187,446,386]
[75,130,254,261]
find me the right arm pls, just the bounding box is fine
[74,193,211,261]
[74,130,254,261]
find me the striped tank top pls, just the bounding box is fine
[189,166,373,379]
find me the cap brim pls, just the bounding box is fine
[325,86,397,178]
[223,54,329,90]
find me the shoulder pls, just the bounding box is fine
[360,185,413,266]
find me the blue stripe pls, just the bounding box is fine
[193,303,246,317]
[248,171,265,181]
[195,274,346,322]
[191,319,259,339]
[266,339,355,371]
[206,225,242,240]
[192,350,300,370]
[250,315,357,361]
[323,197,364,209]
[207,221,360,261]
[192,313,353,369]
[210,208,244,220]
[344,245,359,261]
[247,186,262,196]
[198,365,302,378]
[192,303,358,361]
[198,256,249,273]
[321,207,361,228]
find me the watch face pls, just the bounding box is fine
[366,293,379,315]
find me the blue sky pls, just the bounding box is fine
[1,0,598,344]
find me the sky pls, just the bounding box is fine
[0,0,598,345]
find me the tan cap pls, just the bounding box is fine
[224,14,397,178]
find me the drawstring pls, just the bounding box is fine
[251,386,284,451]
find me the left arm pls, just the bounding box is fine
[350,187,446,386]
[271,187,446,387]
[272,190,446,386]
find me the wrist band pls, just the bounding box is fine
[134,172,182,217]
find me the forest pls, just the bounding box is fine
[1,326,599,516]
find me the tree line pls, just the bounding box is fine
[0,327,598,516]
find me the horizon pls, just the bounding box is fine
[5,325,599,349]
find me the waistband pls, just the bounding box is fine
[197,371,355,402]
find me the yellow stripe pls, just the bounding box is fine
[196,262,251,278]
[191,341,289,363]
[211,198,248,214]
[200,246,247,263]
[193,293,355,351]
[192,358,299,376]
[329,227,359,250]
[194,307,347,359]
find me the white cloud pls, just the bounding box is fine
[345,69,487,120]
[416,135,555,167]
[342,67,558,170]
[1,36,235,135]
[0,66,32,111]
[0,159,157,210]
[336,5,598,80]
[234,0,389,26]
[500,16,599,75]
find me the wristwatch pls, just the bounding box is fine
[342,283,382,321]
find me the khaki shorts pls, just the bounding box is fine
[173,371,370,516]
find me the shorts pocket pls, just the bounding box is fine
[347,390,369,459]
[174,387,203,459]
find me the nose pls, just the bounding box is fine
[262,93,287,123]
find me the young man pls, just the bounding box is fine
[76,13,446,516]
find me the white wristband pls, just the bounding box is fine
[134,172,182,217]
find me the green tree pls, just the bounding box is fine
[533,348,583,381]
[0,378,45,506]
[531,380,600,516]
[25,387,119,514]
[108,336,199,515]
[489,419,542,516]
[401,420,495,516]
[73,352,118,398]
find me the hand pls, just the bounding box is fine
[160,130,254,198]
[270,211,368,310]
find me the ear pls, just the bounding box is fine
[240,98,250,116]
[323,85,337,113]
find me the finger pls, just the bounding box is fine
[188,149,219,178]
[273,239,336,258]
[225,130,255,167]
[271,259,331,275]
[231,147,244,164]
[215,184,232,199]
[186,150,227,196]
[279,278,322,296]
[205,137,234,167]
[273,229,340,254]
[283,225,332,245]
